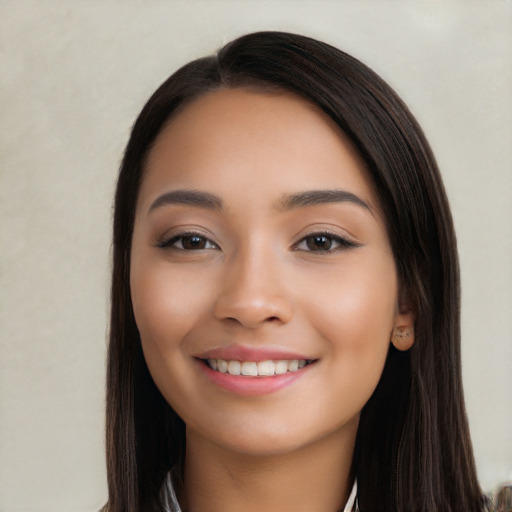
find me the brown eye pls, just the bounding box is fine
[181,235,208,250]
[294,232,360,253]
[157,232,218,250]
[306,235,333,251]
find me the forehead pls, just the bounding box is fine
[139,87,380,214]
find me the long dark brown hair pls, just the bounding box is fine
[105,31,487,511]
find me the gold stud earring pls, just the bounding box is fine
[392,327,411,339]
[391,326,413,350]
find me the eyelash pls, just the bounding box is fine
[292,231,360,254]
[156,231,218,251]
[156,230,360,253]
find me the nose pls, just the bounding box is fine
[213,249,293,329]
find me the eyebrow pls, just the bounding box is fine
[279,189,372,212]
[149,189,223,213]
[148,188,372,215]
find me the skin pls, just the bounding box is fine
[130,88,415,512]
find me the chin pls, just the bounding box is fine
[187,412,360,459]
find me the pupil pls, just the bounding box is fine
[307,236,331,250]
[183,235,205,250]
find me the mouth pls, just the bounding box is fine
[200,358,315,376]
[194,346,317,395]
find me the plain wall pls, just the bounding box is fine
[1,1,511,510]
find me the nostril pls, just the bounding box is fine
[214,294,294,328]
[222,314,283,328]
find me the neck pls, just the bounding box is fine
[181,420,357,512]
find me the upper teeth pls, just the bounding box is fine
[208,359,308,376]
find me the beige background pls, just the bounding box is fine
[1,1,511,510]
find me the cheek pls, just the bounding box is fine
[130,261,212,362]
[307,253,397,335]
[304,257,397,398]
[129,262,217,418]
[322,281,395,345]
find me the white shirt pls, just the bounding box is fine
[160,473,358,511]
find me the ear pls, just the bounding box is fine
[391,291,416,351]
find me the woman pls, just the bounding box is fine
[105,31,488,511]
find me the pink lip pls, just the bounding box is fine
[196,359,315,396]
[195,345,312,362]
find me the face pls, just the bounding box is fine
[130,88,414,457]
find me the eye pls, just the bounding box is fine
[157,232,218,251]
[294,232,360,253]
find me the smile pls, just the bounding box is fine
[197,353,317,396]
[205,359,313,376]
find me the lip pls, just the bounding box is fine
[194,345,317,396]
[196,358,315,396]
[195,345,312,362]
